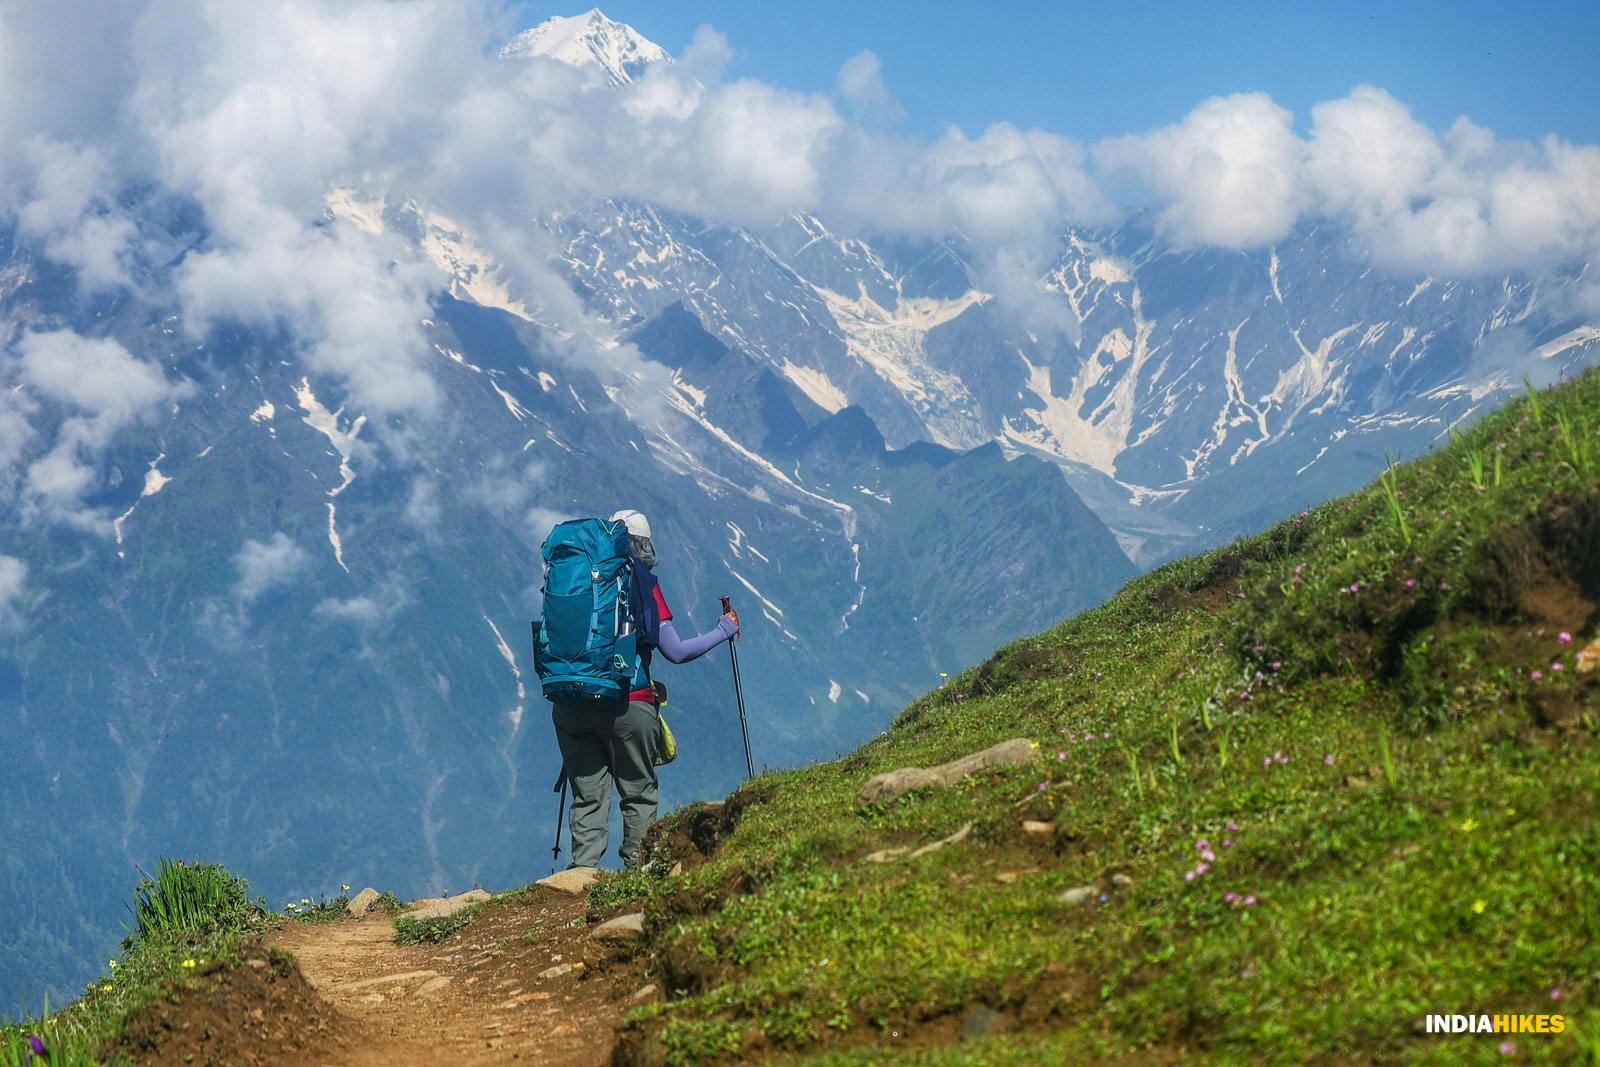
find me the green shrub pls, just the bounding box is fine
[393,903,484,945]
[126,858,265,943]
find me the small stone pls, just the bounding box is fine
[416,976,452,996]
[344,970,439,991]
[962,1006,1003,1039]
[994,868,1037,884]
[534,867,604,896]
[668,862,683,877]
[858,738,1039,805]
[538,961,584,980]
[909,823,973,859]
[246,958,267,970]
[591,912,645,941]
[1059,885,1095,906]
[1110,873,1133,888]
[863,847,910,864]
[629,983,659,1003]
[346,887,382,917]
[405,889,492,921]
[1577,638,1600,673]
[1021,820,1054,834]
[508,991,551,1005]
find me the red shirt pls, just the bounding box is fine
[628,583,673,703]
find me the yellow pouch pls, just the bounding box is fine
[651,680,676,765]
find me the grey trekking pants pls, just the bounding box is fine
[551,698,659,868]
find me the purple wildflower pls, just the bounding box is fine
[1185,869,1196,882]
[1530,669,1544,681]
[1084,731,1095,741]
[1499,1041,1516,1055]
[1195,839,1211,851]
[1196,862,1210,875]
[1270,660,1282,671]
[1323,754,1335,766]
[1552,662,1564,673]
[1405,578,1417,589]
[1558,631,1573,644]
[1201,849,1216,862]
[1242,895,1257,906]
[1226,821,1239,831]
[1550,987,1564,1001]
[1224,892,1240,903]
[1222,838,1234,849]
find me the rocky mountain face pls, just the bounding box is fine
[543,198,1599,565]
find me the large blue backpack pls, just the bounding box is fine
[533,518,637,700]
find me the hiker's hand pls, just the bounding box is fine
[722,607,741,640]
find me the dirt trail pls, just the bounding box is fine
[267,890,633,1067]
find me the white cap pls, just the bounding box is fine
[609,508,652,539]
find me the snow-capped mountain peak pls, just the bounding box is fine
[500,8,669,86]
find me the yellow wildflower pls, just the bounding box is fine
[1471,899,1487,915]
[181,958,197,969]
[1459,818,1478,832]
[108,960,117,969]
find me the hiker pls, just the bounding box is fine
[548,509,739,869]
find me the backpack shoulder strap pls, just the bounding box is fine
[630,561,662,647]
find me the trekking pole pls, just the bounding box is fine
[721,596,755,779]
[551,768,568,870]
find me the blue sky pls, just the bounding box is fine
[519,1,1600,143]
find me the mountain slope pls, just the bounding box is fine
[577,369,1600,1064]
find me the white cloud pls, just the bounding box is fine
[0,387,38,487]
[17,330,174,423]
[404,476,442,528]
[8,137,135,290]
[836,50,901,122]
[10,329,187,530]
[1095,92,1304,249]
[232,532,308,605]
[198,532,308,646]
[0,554,27,630]
[315,576,409,627]
[1095,84,1600,274]
[1305,86,1442,222]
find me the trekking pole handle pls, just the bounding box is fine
[720,596,741,641]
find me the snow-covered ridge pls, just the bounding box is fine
[500,9,670,87]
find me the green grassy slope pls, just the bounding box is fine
[605,370,1600,1065]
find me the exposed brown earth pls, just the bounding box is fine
[118,887,649,1066]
